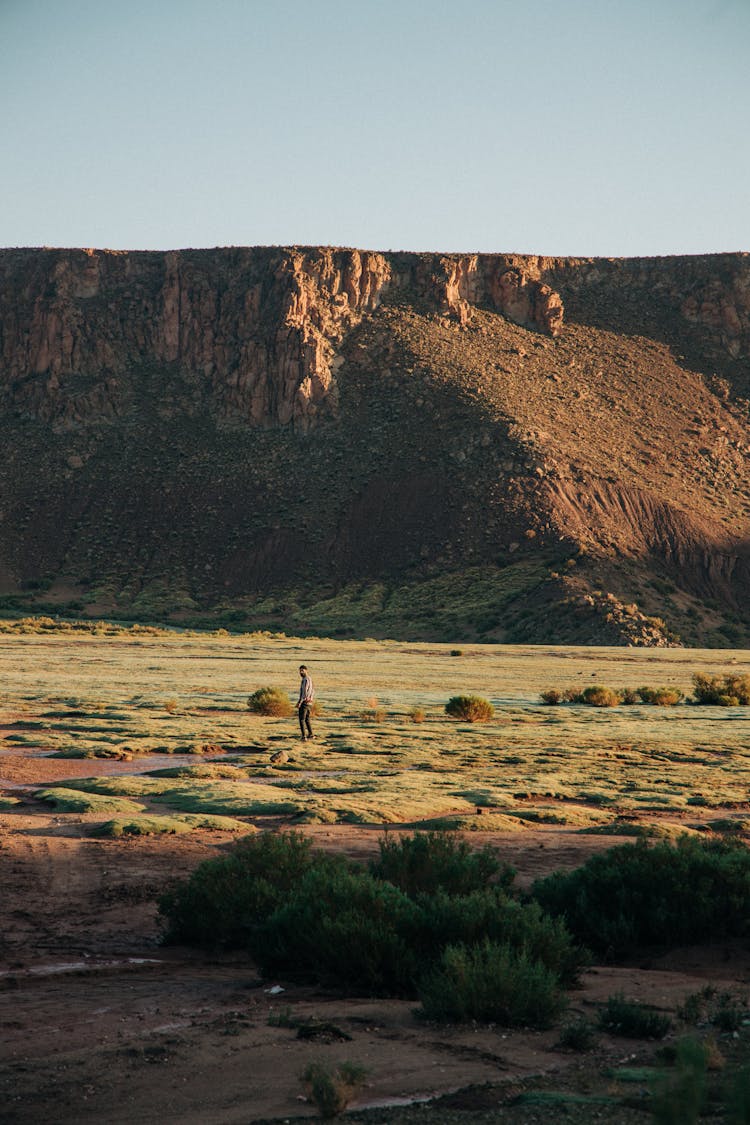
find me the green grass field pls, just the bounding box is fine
[2,631,749,837]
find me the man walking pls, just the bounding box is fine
[297,664,315,741]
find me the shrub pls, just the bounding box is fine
[370,832,513,898]
[450,649,464,657]
[417,940,565,1028]
[158,830,319,945]
[562,687,583,702]
[558,1017,597,1051]
[580,685,620,707]
[161,830,583,998]
[303,1061,367,1119]
[257,866,421,994]
[638,685,683,706]
[540,689,562,705]
[408,706,426,723]
[247,686,294,716]
[532,837,750,957]
[598,992,672,1039]
[411,888,586,987]
[692,673,750,706]
[619,688,639,705]
[651,1037,708,1125]
[445,695,494,722]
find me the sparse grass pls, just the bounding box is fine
[558,1016,597,1050]
[4,634,750,833]
[93,813,248,837]
[302,1061,367,1119]
[598,992,672,1039]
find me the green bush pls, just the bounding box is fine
[532,837,750,957]
[692,673,750,706]
[159,830,318,945]
[445,695,494,722]
[412,889,586,987]
[257,866,421,994]
[418,940,565,1028]
[247,686,294,716]
[558,1016,597,1050]
[598,992,672,1039]
[370,831,514,898]
[161,830,583,999]
[638,685,683,706]
[651,1037,707,1125]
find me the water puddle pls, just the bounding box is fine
[0,957,162,980]
[354,1093,437,1110]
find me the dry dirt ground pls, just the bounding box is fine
[3,794,750,1125]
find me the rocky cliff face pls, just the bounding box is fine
[1,246,749,645]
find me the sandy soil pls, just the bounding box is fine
[3,770,750,1125]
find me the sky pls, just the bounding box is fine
[1,0,748,257]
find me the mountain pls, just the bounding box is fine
[1,246,749,645]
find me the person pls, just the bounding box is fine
[296,664,315,741]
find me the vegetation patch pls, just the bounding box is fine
[93,813,248,837]
[598,992,672,1039]
[692,673,750,706]
[369,831,514,897]
[35,787,146,816]
[302,1061,367,1119]
[160,830,585,1003]
[247,686,294,717]
[445,695,494,722]
[533,837,750,956]
[417,939,566,1028]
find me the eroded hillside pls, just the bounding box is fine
[1,246,749,644]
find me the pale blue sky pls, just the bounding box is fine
[1,0,748,256]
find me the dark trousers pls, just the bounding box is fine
[298,702,313,739]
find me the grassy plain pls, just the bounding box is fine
[2,631,750,837]
[3,630,750,1124]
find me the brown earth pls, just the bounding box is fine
[1,247,749,646]
[3,753,750,1125]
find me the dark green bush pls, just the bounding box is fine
[370,831,514,898]
[256,866,421,994]
[160,829,584,1004]
[692,673,750,706]
[445,695,494,722]
[532,837,750,957]
[247,686,294,716]
[411,889,586,987]
[557,1016,597,1050]
[598,992,672,1039]
[159,830,320,945]
[418,940,565,1028]
[651,1036,708,1125]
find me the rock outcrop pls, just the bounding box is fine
[1,245,749,645]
